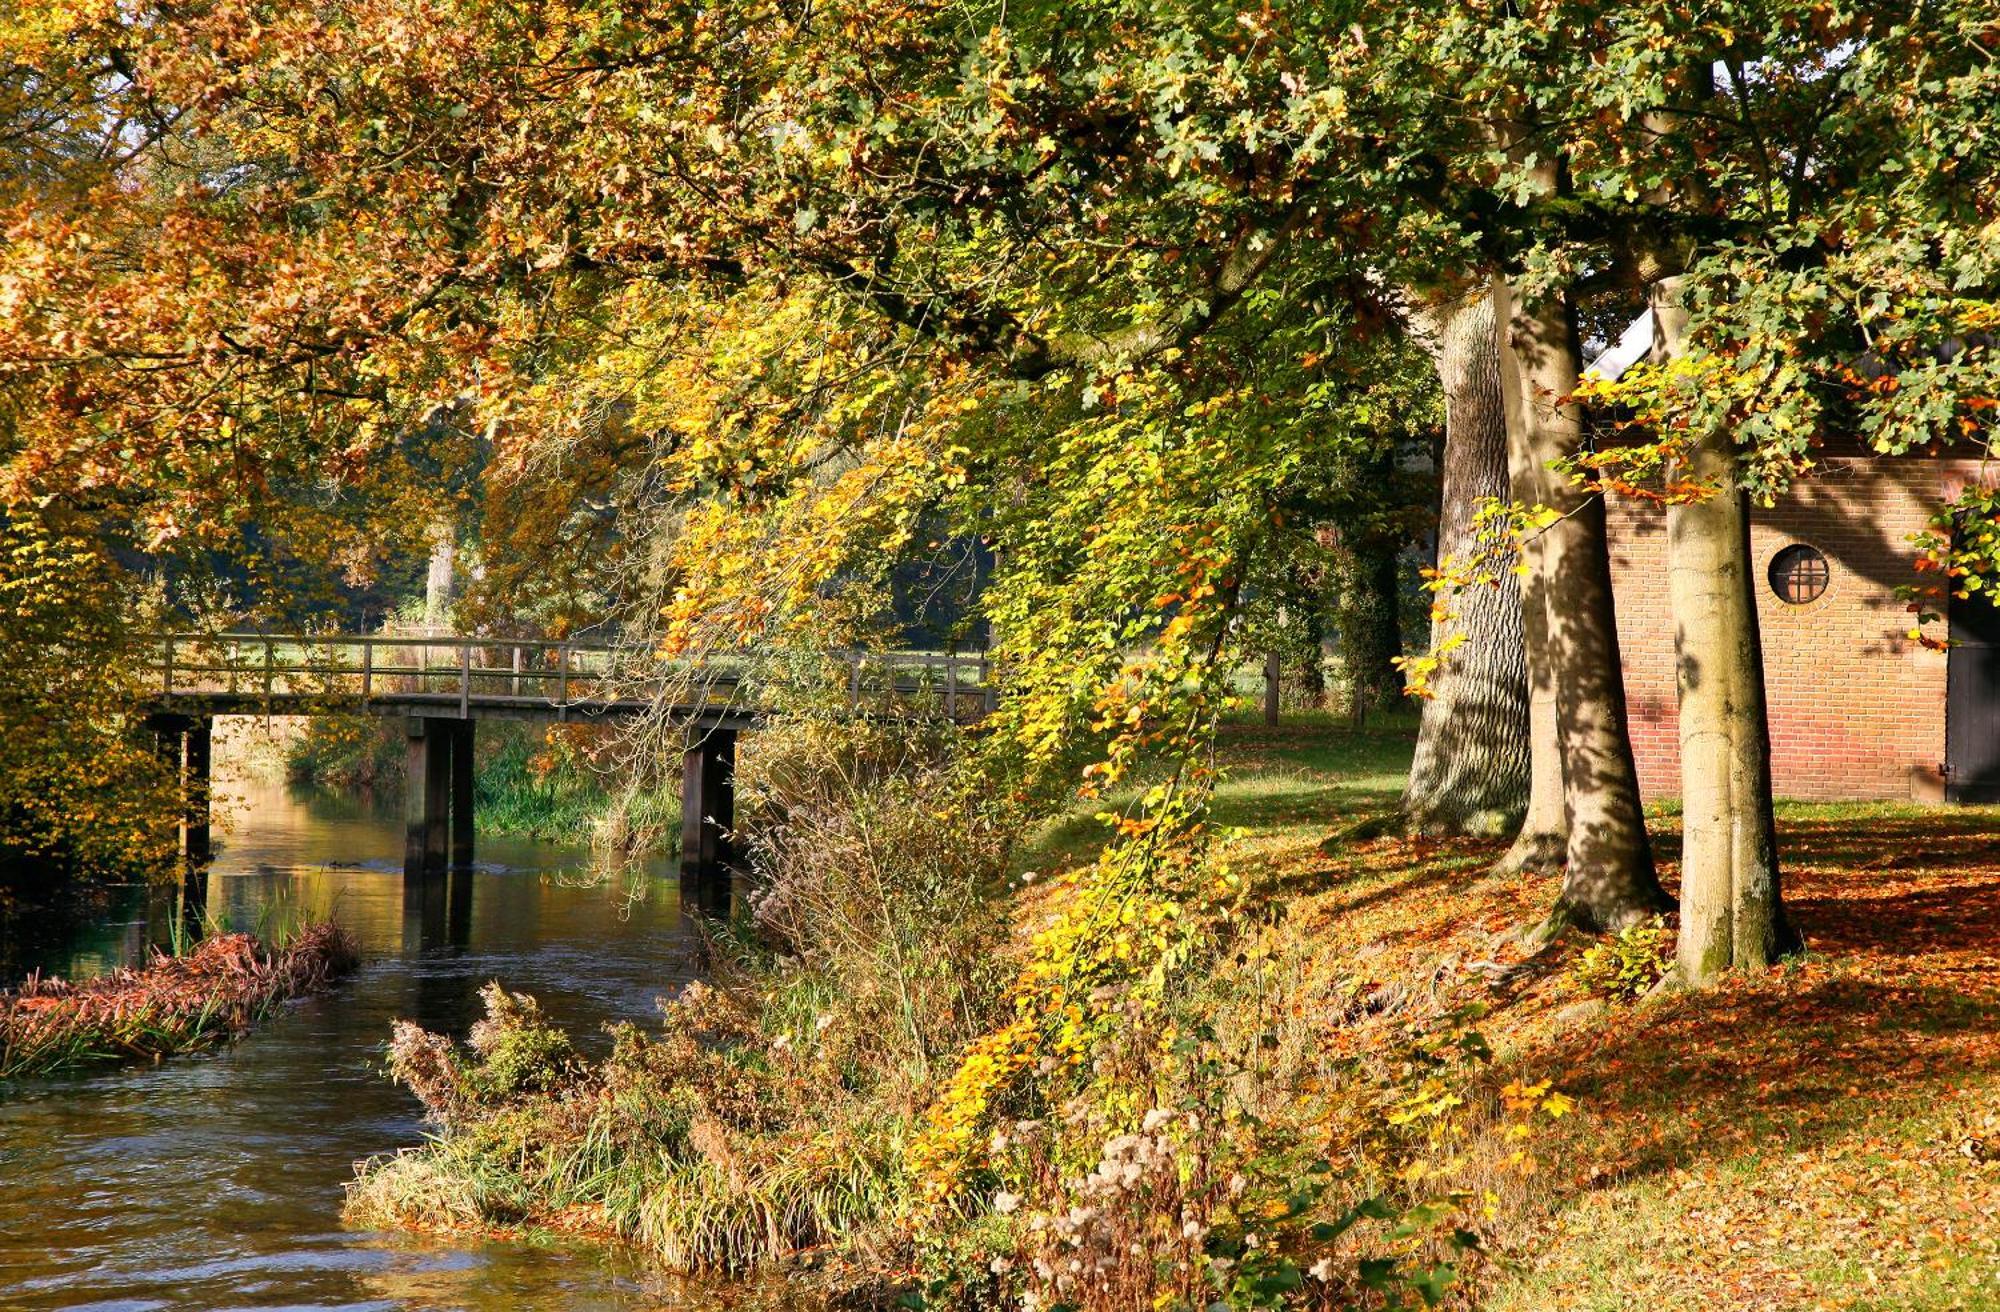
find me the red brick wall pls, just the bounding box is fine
[1605,457,1972,802]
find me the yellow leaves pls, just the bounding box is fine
[910,760,1228,1202]
[1501,1077,1577,1123]
[1388,1076,1466,1127]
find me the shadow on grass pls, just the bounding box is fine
[1777,810,2000,871]
[1524,807,2000,1204]
[1294,848,1502,923]
[1548,974,1999,1191]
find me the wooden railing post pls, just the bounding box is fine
[263,637,275,719]
[459,642,471,718]
[162,634,174,697]
[361,638,373,708]
[944,651,958,720]
[511,644,522,697]
[557,643,570,718]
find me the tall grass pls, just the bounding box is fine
[0,922,358,1079]
[350,723,1021,1274]
[347,980,908,1272]
[475,731,679,849]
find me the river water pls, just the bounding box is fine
[0,754,718,1311]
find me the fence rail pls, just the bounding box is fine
[146,633,996,723]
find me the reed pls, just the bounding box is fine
[346,980,911,1274]
[0,921,359,1079]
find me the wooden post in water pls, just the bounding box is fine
[679,724,737,909]
[449,719,475,869]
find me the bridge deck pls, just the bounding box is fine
[145,633,992,726]
[144,633,996,886]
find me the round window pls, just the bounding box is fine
[1769,544,1830,605]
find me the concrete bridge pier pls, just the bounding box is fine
[679,726,736,911]
[405,717,474,878]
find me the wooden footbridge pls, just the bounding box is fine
[141,633,994,890]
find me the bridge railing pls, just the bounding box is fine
[149,633,995,721]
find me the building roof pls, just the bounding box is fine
[1585,309,1658,382]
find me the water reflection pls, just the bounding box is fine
[0,767,708,1311]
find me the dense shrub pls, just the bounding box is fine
[1572,920,1674,1001]
[739,721,1015,1086]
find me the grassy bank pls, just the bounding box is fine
[1,922,359,1078]
[346,720,2000,1308]
[349,724,1007,1274]
[1108,723,2000,1310]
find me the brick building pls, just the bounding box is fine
[1606,457,1981,803]
[1594,316,1997,804]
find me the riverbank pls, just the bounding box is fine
[0,781,701,1310]
[1,922,357,1078]
[346,719,2000,1309]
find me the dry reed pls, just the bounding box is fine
[0,922,359,1078]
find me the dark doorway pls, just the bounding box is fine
[1946,586,2000,801]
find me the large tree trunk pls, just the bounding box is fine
[1494,274,1669,930]
[1402,288,1535,838]
[425,518,456,634]
[1500,448,1571,872]
[1653,277,1798,980]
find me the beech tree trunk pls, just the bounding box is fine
[1654,278,1798,980]
[1501,439,1571,872]
[1402,288,1534,838]
[1494,274,1669,930]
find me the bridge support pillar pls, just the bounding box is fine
[679,726,736,909]
[450,720,475,869]
[405,717,470,877]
